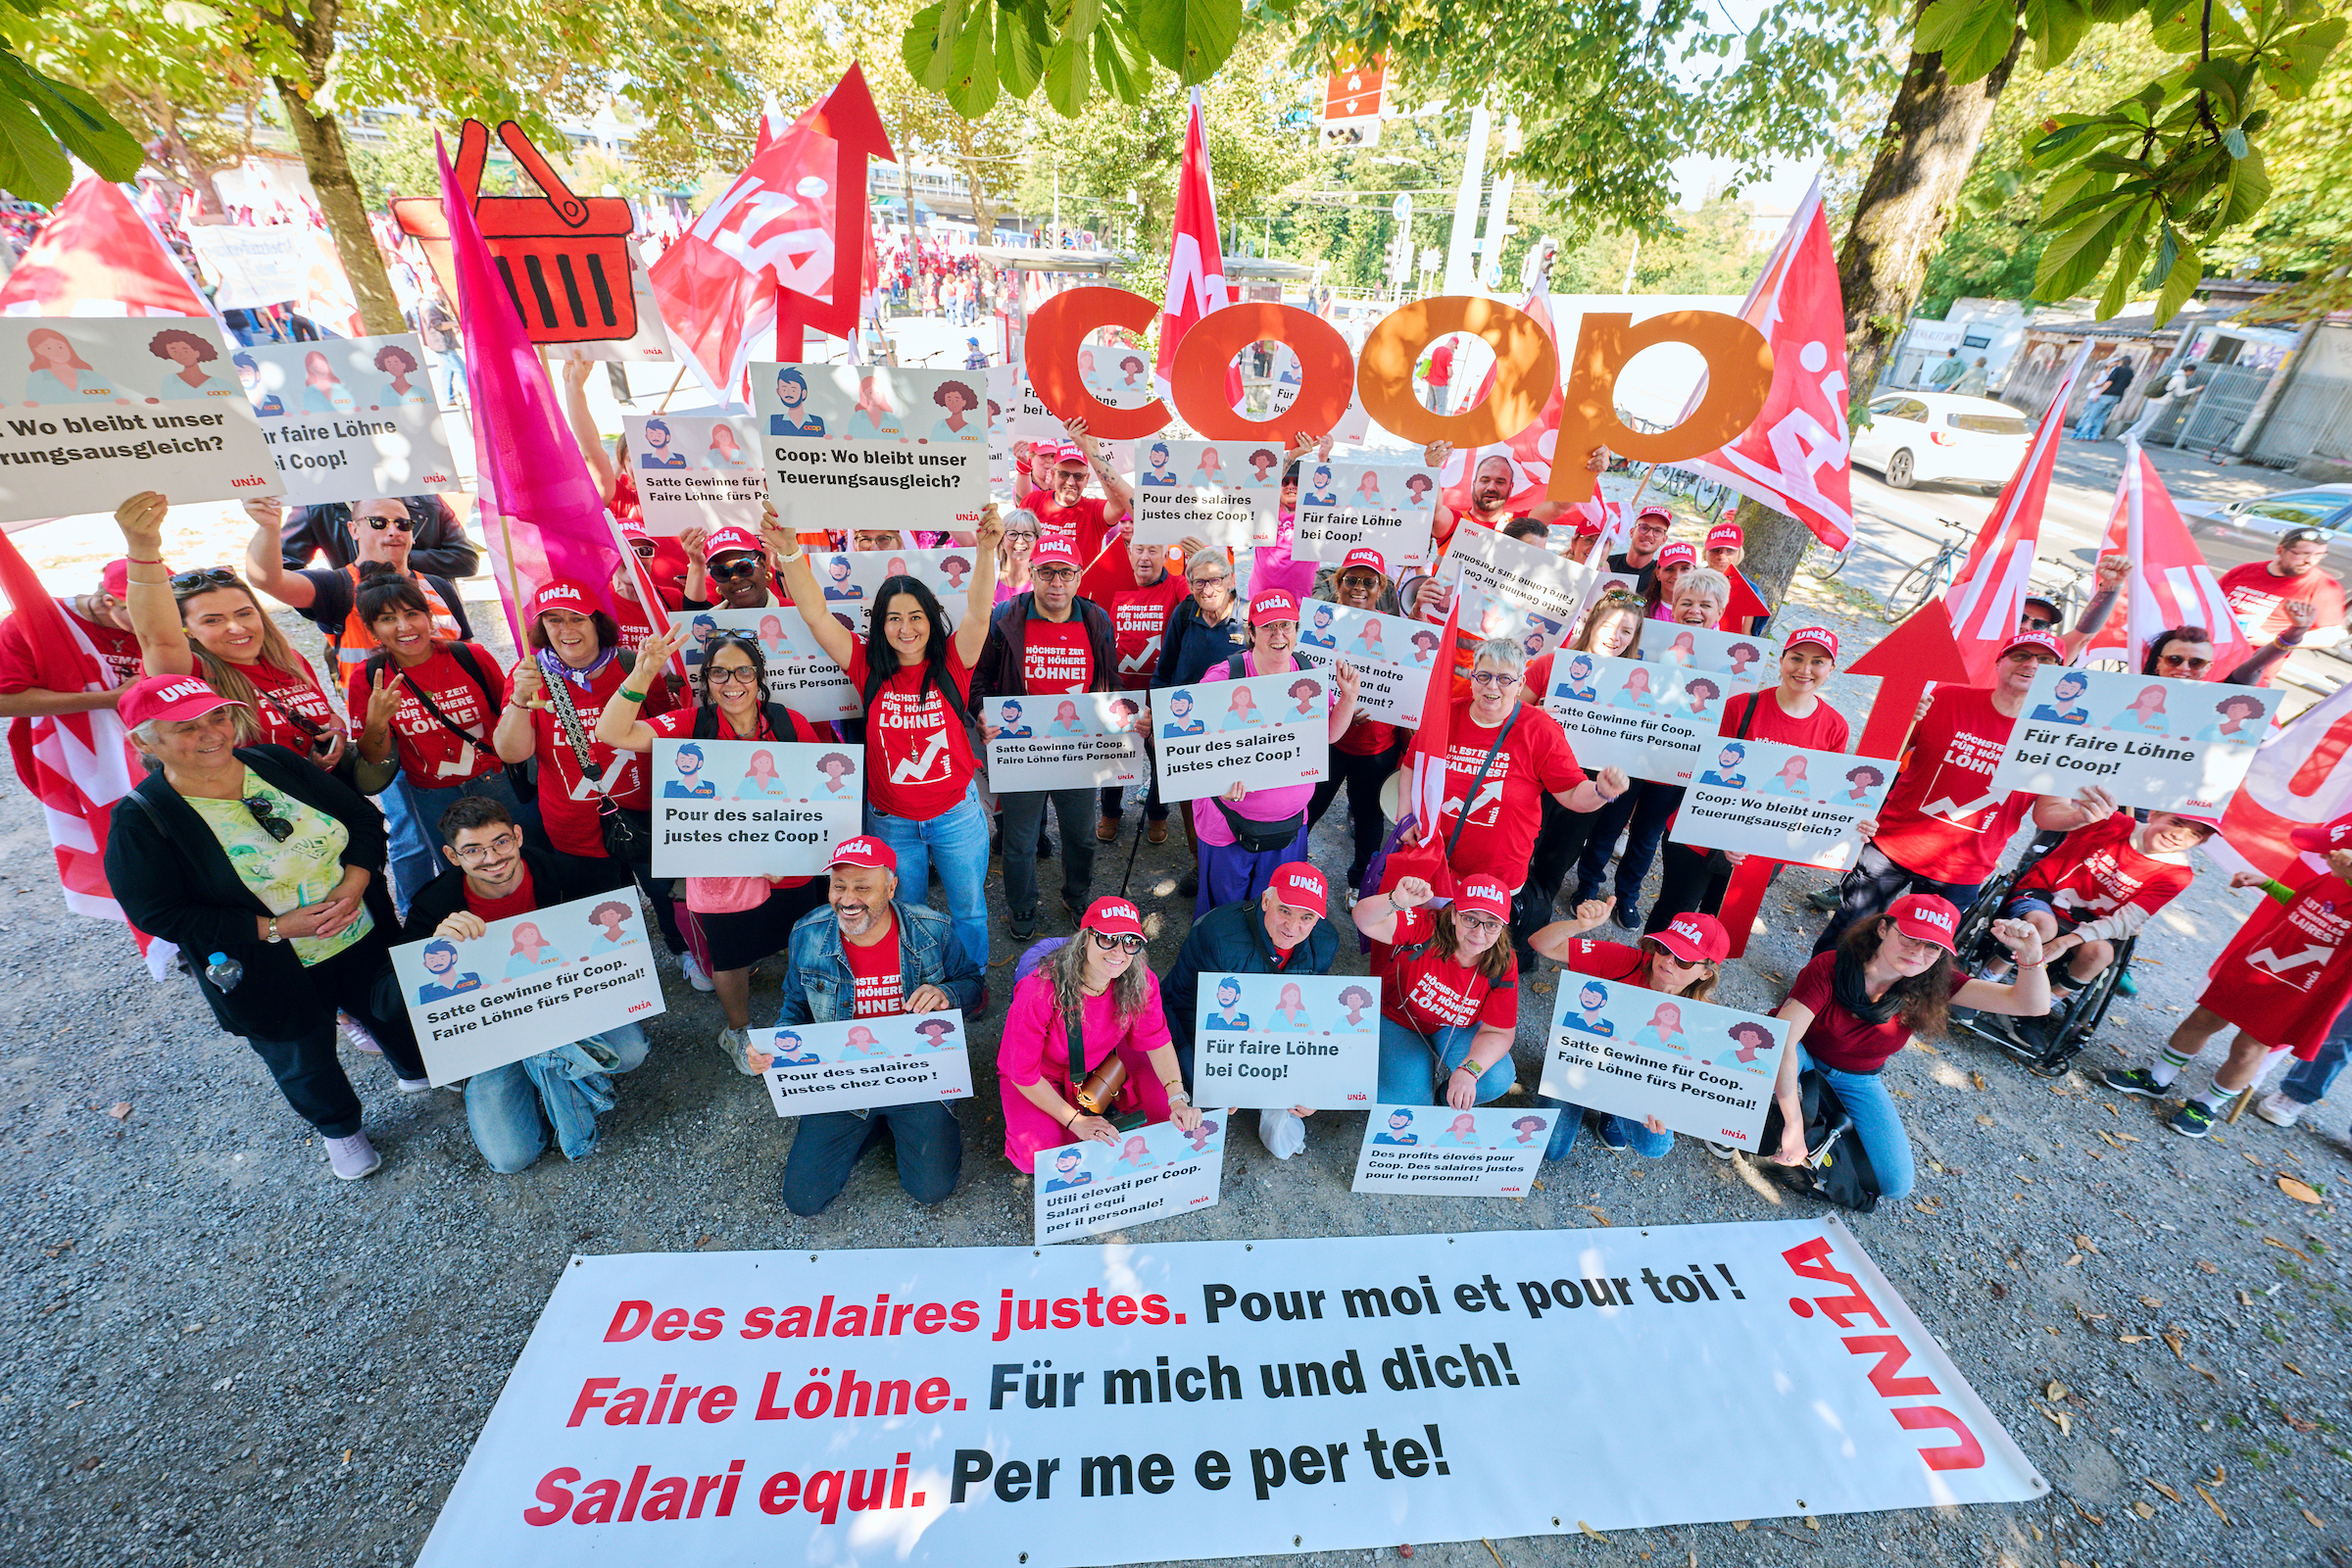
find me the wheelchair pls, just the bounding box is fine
[1947,839,2137,1079]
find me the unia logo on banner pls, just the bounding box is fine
[1782,1235,1988,1474]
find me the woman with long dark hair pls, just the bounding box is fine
[770,504,1004,981]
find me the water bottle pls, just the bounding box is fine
[204,952,243,993]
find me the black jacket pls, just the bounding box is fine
[104,745,400,1040]
[402,846,589,944]
[281,496,480,580]
[1155,596,1251,695]
[972,592,1119,702]
[1161,898,1340,1061]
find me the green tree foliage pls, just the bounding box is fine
[901,0,1250,121]
[0,0,143,203]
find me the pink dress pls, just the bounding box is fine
[1249,508,1316,601]
[997,967,1175,1169]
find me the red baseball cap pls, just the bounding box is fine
[2288,815,2352,853]
[118,672,246,729]
[1031,536,1082,568]
[1268,860,1329,917]
[1250,588,1301,625]
[100,559,129,599]
[1997,629,2067,662]
[1452,874,1511,922]
[1339,547,1389,577]
[1081,895,1146,939]
[529,580,598,621]
[1573,513,1606,537]
[620,515,652,543]
[1781,625,1840,661]
[1649,912,1729,964]
[1052,443,1089,468]
[1657,541,1699,569]
[1636,504,1673,523]
[705,525,762,562]
[824,835,898,873]
[1887,893,1961,952]
[1705,523,1744,550]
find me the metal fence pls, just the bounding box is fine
[2249,373,2352,469]
[2165,363,2273,452]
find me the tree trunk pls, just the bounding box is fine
[272,74,405,334]
[1741,31,2025,610]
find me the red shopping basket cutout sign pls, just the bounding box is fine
[392,120,638,345]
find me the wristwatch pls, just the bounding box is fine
[267,917,283,944]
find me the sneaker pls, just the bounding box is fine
[395,1075,433,1094]
[2255,1092,2306,1127]
[2168,1100,2217,1139]
[1592,1112,1630,1152]
[2103,1066,2168,1100]
[1705,1141,1738,1160]
[716,1026,760,1076]
[1098,814,1119,843]
[1010,912,1037,942]
[2116,970,2139,998]
[324,1132,381,1180]
[680,951,715,992]
[1062,896,1088,930]
[1611,903,1642,931]
[1805,885,1842,911]
[338,1011,382,1054]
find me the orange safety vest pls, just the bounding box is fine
[329,564,465,669]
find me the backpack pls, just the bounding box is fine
[1756,1069,1882,1212]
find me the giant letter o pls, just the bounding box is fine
[1169,304,1354,441]
[1023,287,1169,439]
[1356,297,1556,450]
[1549,312,1774,504]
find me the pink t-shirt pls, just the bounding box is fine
[1249,509,1317,603]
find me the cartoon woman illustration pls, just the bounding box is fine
[1842,763,1886,802]
[913,1017,957,1052]
[738,748,792,799]
[1716,1020,1776,1075]
[1758,754,1813,798]
[583,901,637,948]
[1634,1002,1690,1057]
[1115,1134,1156,1170]
[1408,629,1441,666]
[815,752,858,796]
[1272,982,1310,1031]
[372,342,429,408]
[504,921,569,977]
[2195,692,2269,743]
[1337,984,1374,1030]
[1050,699,1086,737]
[1725,642,1762,679]
[1435,1112,1482,1147]
[928,378,982,442]
[2105,684,2171,734]
[1342,618,1383,658]
[1194,445,1226,483]
[298,349,354,414]
[707,422,750,467]
[1557,653,1599,704]
[1288,677,1322,717]
[24,327,113,403]
[147,327,225,401]
[1353,468,1384,506]
[843,1025,887,1057]
[1610,667,1657,711]
[941,555,972,590]
[756,612,794,659]
[1684,675,1722,719]
[849,374,906,439]
[1248,447,1280,482]
[1404,472,1435,509]
[1182,1118,1220,1154]
[1222,686,1262,729]
[232,352,282,416]
[1658,630,1699,667]
[1117,353,1149,389]
[1509,1114,1546,1147]
[1106,698,1141,733]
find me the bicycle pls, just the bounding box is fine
[1884,519,1971,620]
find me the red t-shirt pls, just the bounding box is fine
[1869,685,2033,884]
[2015,812,2193,929]
[241,658,342,755]
[1336,711,1402,757]
[1435,701,1587,884]
[0,602,143,692]
[1719,689,1851,753]
[464,866,539,924]
[611,589,662,652]
[349,644,508,787]
[530,658,672,858]
[2221,560,2347,683]
[1025,490,1137,594]
[847,635,980,820]
[843,922,906,1017]
[1785,951,1967,1075]
[1372,903,1518,1035]
[643,703,824,888]
[1020,615,1097,694]
[1106,573,1188,689]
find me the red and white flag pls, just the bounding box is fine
[1943,341,2092,681]
[0,173,212,318]
[1439,290,1566,517]
[1153,90,1236,404]
[2217,679,2352,880]
[1378,605,1466,900]
[1678,178,1855,550]
[2081,441,2257,672]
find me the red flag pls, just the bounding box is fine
[1438,291,1566,518]
[2082,442,2258,672]
[1679,178,1855,549]
[1153,90,1239,405]
[0,174,210,317]
[1942,341,2092,682]
[440,136,621,641]
[2218,680,2352,881]
[1382,605,1464,898]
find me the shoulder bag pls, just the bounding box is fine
[542,654,653,866]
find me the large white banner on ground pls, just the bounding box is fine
[415,1221,2042,1567]
[1536,974,1789,1149]
[1543,652,1759,785]
[650,738,862,876]
[238,334,463,505]
[754,363,988,533]
[1152,668,1330,804]
[1985,665,2280,813]
[757,1010,974,1117]
[1673,740,1893,870]
[1192,974,1381,1109]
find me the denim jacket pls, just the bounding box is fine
[776,900,984,1028]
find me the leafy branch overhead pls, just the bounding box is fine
[1919,0,2346,318]
[903,0,1253,119]
[0,0,144,203]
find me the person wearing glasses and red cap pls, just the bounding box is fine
[2108,816,2352,1139]
[677,523,781,615]
[1813,629,2119,956]
[763,836,983,1213]
[1355,870,1524,1109]
[104,673,426,1181]
[975,534,1124,940]
[1160,859,1341,1158]
[1021,421,1139,596]
[1610,504,1674,593]
[1528,906,1732,1160]
[1565,508,1607,566]
[1770,893,2054,1200]
[1700,521,1772,635]
[998,895,1203,1174]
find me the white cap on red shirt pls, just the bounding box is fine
[825,836,899,873]
[1269,860,1329,917]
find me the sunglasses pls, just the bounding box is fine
[361,514,415,533]
[629,540,657,560]
[2157,652,2214,673]
[1089,930,1146,954]
[241,796,295,843]
[710,558,763,580]
[172,565,240,594]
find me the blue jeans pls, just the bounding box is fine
[866,782,991,976]
[1376,1016,1514,1106]
[390,771,519,914]
[1796,1041,1916,1201]
[1536,1100,1675,1162]
[436,347,467,407]
[2071,395,2119,440]
[782,1102,962,1215]
[2280,1000,2352,1106]
[465,1025,649,1173]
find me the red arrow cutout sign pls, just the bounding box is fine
[776,62,896,360]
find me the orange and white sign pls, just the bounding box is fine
[1320,54,1387,148]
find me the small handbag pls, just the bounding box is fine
[1069,1013,1147,1132]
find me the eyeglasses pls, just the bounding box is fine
[451,832,521,862]
[1089,930,1146,954]
[707,665,761,687]
[1034,565,1078,581]
[1454,913,1503,935]
[361,514,415,533]
[2157,652,2214,673]
[710,558,763,581]
[1190,571,1233,588]
[1468,670,1521,688]
[172,565,240,594]
[629,540,657,560]
[241,796,295,843]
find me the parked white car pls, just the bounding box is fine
[1853,391,2033,490]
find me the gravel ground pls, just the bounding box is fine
[5,567,2350,1568]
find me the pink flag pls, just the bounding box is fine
[1942,341,2092,682]
[1152,90,1237,404]
[439,135,619,640]
[2082,441,2258,671]
[1679,178,1855,550]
